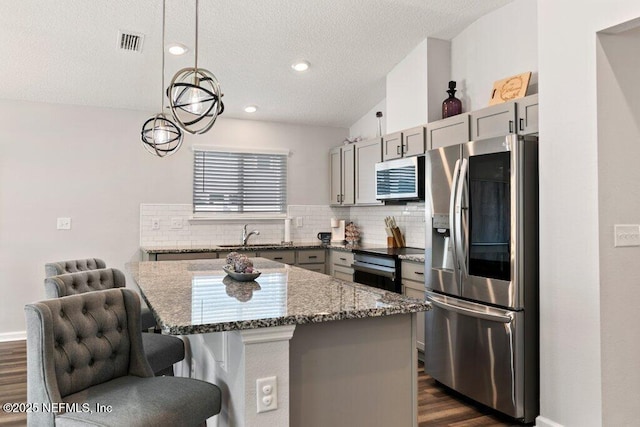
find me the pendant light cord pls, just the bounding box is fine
[194,0,199,73]
[161,0,166,110]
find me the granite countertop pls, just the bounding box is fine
[399,254,426,263]
[141,242,342,253]
[127,258,431,335]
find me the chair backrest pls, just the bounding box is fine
[45,258,107,278]
[44,268,126,299]
[24,288,153,403]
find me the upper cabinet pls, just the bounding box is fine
[355,138,383,205]
[427,113,470,150]
[329,145,355,206]
[382,132,403,161]
[469,94,539,141]
[382,128,426,161]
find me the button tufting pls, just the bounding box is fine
[60,310,64,317]
[68,366,74,374]
[89,358,95,366]
[82,307,87,314]
[97,331,103,338]
[76,336,81,343]
[117,326,122,332]
[104,304,109,310]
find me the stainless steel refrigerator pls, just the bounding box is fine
[425,134,538,423]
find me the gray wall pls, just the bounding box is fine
[0,99,346,336]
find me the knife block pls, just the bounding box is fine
[387,236,397,248]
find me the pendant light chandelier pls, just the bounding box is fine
[168,0,224,135]
[141,0,183,157]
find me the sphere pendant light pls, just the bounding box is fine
[141,0,183,157]
[168,0,224,135]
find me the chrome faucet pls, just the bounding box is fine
[242,224,260,246]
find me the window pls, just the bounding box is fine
[193,148,287,214]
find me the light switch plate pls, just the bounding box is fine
[295,217,303,227]
[151,218,160,230]
[56,217,71,230]
[614,224,640,247]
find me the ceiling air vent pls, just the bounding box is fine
[117,31,144,53]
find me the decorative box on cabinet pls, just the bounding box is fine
[427,113,470,150]
[354,138,382,205]
[401,260,425,353]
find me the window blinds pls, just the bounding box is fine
[193,150,287,213]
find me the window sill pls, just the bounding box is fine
[189,213,287,222]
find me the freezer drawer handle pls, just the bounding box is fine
[427,295,514,323]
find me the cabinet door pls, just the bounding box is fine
[402,126,426,157]
[516,94,538,135]
[341,144,355,205]
[297,249,326,264]
[382,132,403,160]
[329,147,342,205]
[427,113,470,150]
[355,138,382,205]
[469,101,516,141]
[404,286,425,352]
[401,260,426,283]
[156,252,218,261]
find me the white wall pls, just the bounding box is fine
[451,0,538,112]
[349,99,386,140]
[0,99,346,337]
[386,39,429,133]
[597,27,640,427]
[537,1,640,426]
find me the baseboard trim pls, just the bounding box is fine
[0,331,26,342]
[536,415,565,427]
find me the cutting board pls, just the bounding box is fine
[488,72,531,105]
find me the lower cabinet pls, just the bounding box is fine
[259,250,296,264]
[401,260,426,353]
[296,249,326,274]
[330,250,354,281]
[155,252,218,261]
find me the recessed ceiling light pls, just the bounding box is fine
[167,43,188,55]
[244,105,258,113]
[291,60,310,72]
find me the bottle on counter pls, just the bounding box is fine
[442,81,462,119]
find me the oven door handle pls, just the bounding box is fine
[351,262,396,279]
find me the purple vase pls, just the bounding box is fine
[442,81,462,119]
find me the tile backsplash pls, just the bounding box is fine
[140,203,426,248]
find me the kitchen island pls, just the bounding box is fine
[128,258,430,427]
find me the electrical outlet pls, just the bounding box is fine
[56,217,71,230]
[256,376,278,413]
[151,218,160,230]
[614,224,640,247]
[170,217,183,229]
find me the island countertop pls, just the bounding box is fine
[127,258,430,335]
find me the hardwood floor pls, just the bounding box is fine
[0,340,520,427]
[0,340,26,427]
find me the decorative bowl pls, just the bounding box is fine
[223,264,261,281]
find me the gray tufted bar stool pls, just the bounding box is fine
[45,258,156,331]
[44,268,185,377]
[25,288,221,426]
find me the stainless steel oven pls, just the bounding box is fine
[351,247,425,293]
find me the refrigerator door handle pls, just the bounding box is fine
[426,293,514,323]
[449,159,461,278]
[454,158,469,278]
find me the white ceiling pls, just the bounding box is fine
[0,0,512,128]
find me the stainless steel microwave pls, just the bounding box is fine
[375,156,425,201]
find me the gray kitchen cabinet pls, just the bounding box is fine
[296,249,326,274]
[402,126,426,157]
[155,252,219,261]
[382,132,403,161]
[401,260,425,353]
[330,250,354,281]
[427,113,470,150]
[516,94,539,135]
[470,101,517,140]
[260,250,295,264]
[354,138,382,205]
[329,145,355,206]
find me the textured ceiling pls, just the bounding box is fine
[0,0,512,128]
